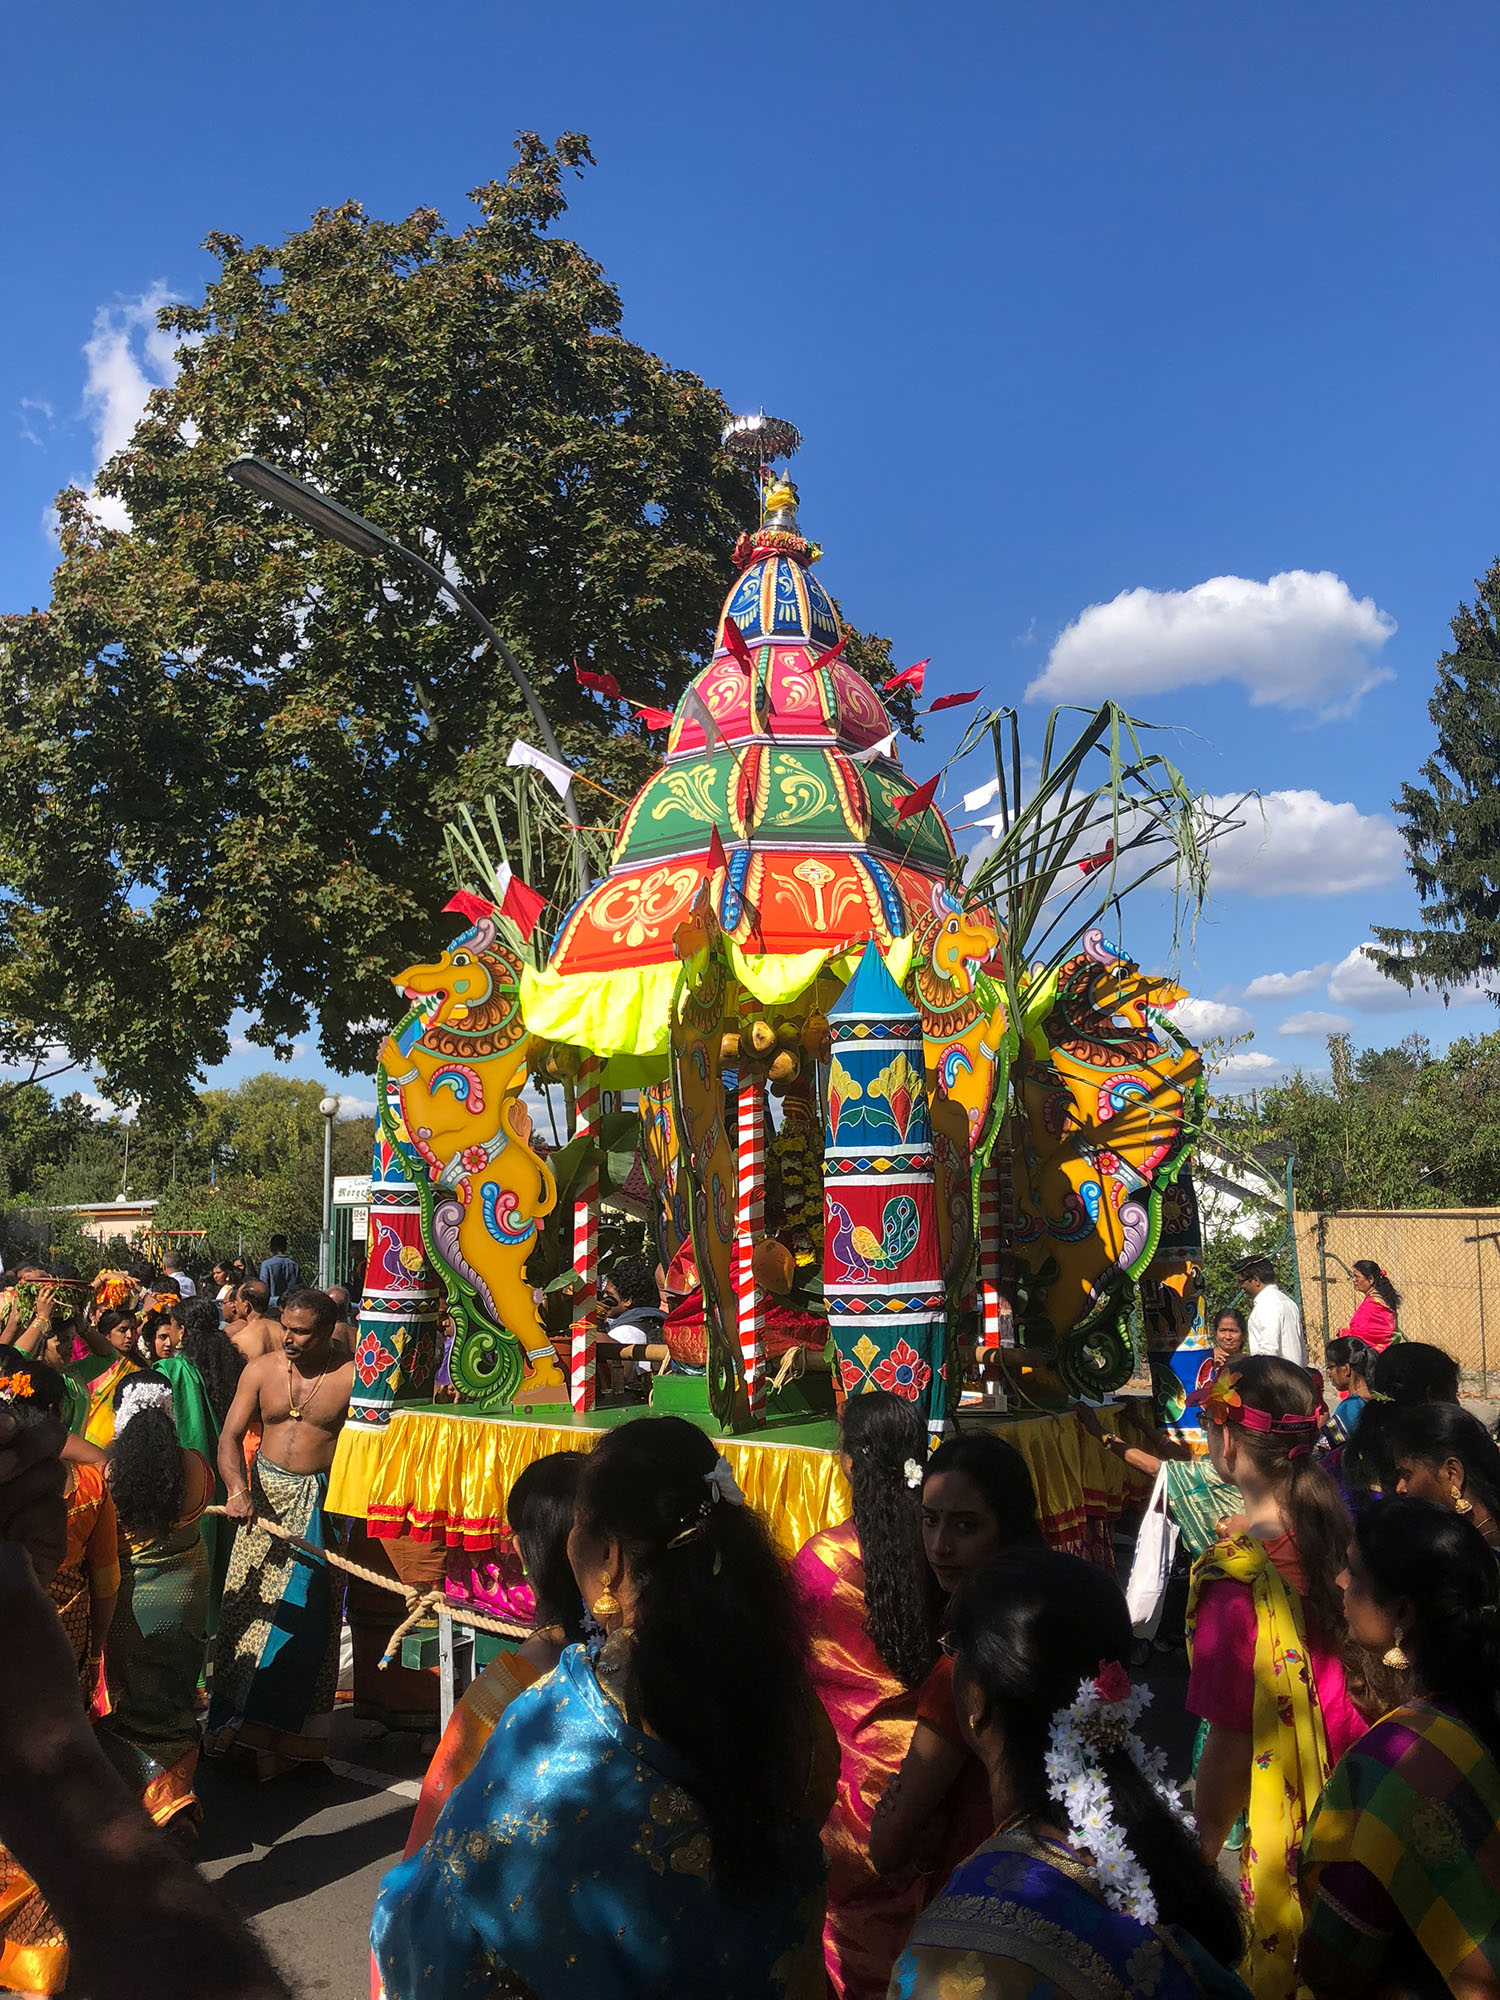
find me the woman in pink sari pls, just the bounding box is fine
[791,1392,937,2000]
[1338,1260,1399,1352]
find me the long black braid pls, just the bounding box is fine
[841,1391,939,1687]
[172,1298,243,1426]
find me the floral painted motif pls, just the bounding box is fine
[872,1340,932,1399]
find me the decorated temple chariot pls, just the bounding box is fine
[331,416,1222,1554]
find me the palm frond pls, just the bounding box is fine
[957,700,1245,1034]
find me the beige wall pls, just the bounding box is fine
[72,1207,156,1249]
[1294,1208,1500,1387]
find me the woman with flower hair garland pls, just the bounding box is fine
[1185,1356,1368,2000]
[890,1551,1245,1998]
[868,1434,1042,1891]
[792,1391,940,2000]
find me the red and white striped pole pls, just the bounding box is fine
[735,1072,766,1423]
[570,1059,600,1414]
[977,1155,1006,1351]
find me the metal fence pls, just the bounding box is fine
[1294,1207,1500,1393]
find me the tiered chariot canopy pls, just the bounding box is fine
[547,479,956,983]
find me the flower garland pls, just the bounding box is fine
[1042,1660,1188,1927]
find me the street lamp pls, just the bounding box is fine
[225,454,590,886]
[318,1093,340,1290]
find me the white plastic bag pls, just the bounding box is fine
[1125,1463,1179,1637]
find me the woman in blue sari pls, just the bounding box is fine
[372,1415,836,2000]
[890,1552,1249,1999]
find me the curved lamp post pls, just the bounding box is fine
[225,455,589,888]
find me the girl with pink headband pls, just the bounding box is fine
[1183,1356,1375,1999]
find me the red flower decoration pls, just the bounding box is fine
[872,1340,933,1400]
[1094,1659,1132,1704]
[354,1331,398,1390]
[461,1146,488,1173]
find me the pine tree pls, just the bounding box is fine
[1371,556,1500,994]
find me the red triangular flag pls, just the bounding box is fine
[883,658,929,696]
[442,890,495,923]
[705,826,728,874]
[810,632,849,672]
[925,689,981,713]
[498,873,547,941]
[895,774,940,823]
[575,659,621,701]
[721,618,756,673]
[634,705,674,730]
[1078,839,1116,876]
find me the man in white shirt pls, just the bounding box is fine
[162,1251,197,1300]
[1237,1255,1306,1367]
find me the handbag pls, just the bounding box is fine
[1125,1463,1179,1636]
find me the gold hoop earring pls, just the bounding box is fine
[1454,1493,1474,1516]
[592,1586,621,1621]
[1382,1627,1410,1670]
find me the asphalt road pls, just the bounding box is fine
[196,1714,431,1998]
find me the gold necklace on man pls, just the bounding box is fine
[287,1354,329,1422]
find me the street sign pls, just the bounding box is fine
[333,1175,371,1207]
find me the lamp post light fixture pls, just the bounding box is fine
[225,454,589,887]
[318,1093,340,1290]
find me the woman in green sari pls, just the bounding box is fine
[101,1370,213,1843]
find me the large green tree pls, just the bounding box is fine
[1213,1029,1500,1211]
[0,1087,100,1199]
[1372,555,1500,995]
[0,132,906,1115]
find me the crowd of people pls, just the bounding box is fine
[0,1245,360,1994]
[0,1241,1498,1998]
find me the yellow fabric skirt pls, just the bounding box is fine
[333,1404,1149,1559]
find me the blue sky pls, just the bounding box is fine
[4,0,1499,1106]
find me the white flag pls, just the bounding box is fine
[681,684,724,751]
[507,738,575,801]
[849,731,897,765]
[963,776,1001,811]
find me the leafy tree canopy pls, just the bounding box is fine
[1211,1029,1500,1212]
[0,132,905,1116]
[3,1071,371,1204]
[0,1087,100,1201]
[1373,555,1500,994]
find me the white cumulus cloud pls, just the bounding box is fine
[1204,791,1404,897]
[1243,964,1331,1000]
[1210,1050,1290,1091]
[1326,942,1500,1014]
[79,283,184,531]
[81,1090,136,1124]
[1280,1010,1354,1035]
[1167,996,1254,1038]
[1028,571,1396,718]
[335,1094,377,1119]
